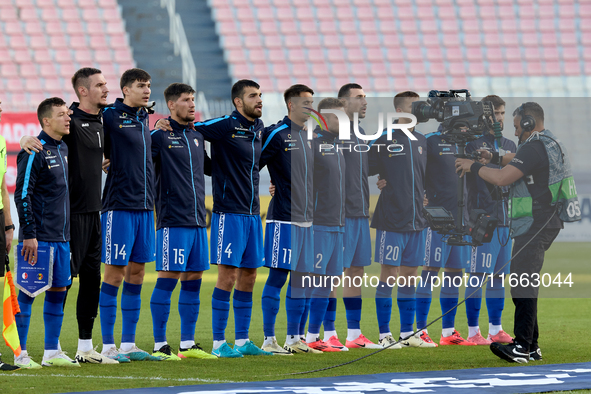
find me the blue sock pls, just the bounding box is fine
[16,291,34,350]
[179,279,202,343]
[323,297,337,332]
[150,277,177,344]
[121,281,142,344]
[233,289,253,341]
[441,272,462,329]
[308,285,330,335]
[486,275,505,326]
[261,268,288,337]
[99,282,119,345]
[343,296,362,330]
[44,291,66,350]
[397,283,416,333]
[299,297,311,337]
[375,281,394,334]
[465,273,485,327]
[212,287,231,341]
[416,270,435,331]
[285,282,305,337]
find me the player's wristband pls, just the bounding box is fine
[491,152,500,165]
[470,162,484,175]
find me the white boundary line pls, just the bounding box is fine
[1,373,235,383]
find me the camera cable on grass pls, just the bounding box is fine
[276,209,557,377]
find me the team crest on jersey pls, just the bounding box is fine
[307,141,312,149]
[170,132,175,136]
[483,142,487,147]
[47,150,51,155]
[287,134,291,139]
[194,138,199,147]
[418,146,423,154]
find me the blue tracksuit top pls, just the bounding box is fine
[15,130,70,242]
[102,98,155,212]
[151,117,211,230]
[341,122,370,218]
[466,132,517,226]
[194,110,263,216]
[369,128,428,232]
[313,131,346,229]
[260,116,313,223]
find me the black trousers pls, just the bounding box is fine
[510,226,560,351]
[65,212,102,340]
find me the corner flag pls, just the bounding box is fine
[3,256,21,356]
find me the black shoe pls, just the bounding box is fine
[529,347,543,361]
[0,359,20,371]
[490,342,529,363]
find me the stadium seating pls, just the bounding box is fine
[0,0,134,111]
[210,0,587,94]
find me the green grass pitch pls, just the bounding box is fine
[1,242,590,393]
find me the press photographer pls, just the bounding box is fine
[455,101,581,364]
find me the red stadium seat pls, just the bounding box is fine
[406,48,423,61]
[87,22,106,34]
[442,34,461,47]
[8,35,27,49]
[385,47,404,62]
[40,63,57,77]
[94,49,113,63]
[222,35,242,49]
[275,77,293,91]
[366,48,384,61]
[30,35,48,50]
[226,49,247,63]
[523,47,540,61]
[558,18,576,32]
[331,62,348,76]
[346,48,364,62]
[101,8,121,21]
[408,62,427,76]
[438,6,456,20]
[445,48,463,62]
[468,62,485,76]
[1,64,18,77]
[307,48,325,62]
[323,35,341,48]
[25,77,43,92]
[518,19,536,32]
[89,34,109,50]
[400,21,418,34]
[484,33,501,46]
[106,22,124,34]
[74,50,93,63]
[542,47,559,62]
[525,61,543,76]
[356,6,375,20]
[62,9,80,21]
[560,33,577,46]
[311,62,330,78]
[350,62,368,77]
[25,21,44,35]
[372,77,392,92]
[369,62,387,77]
[14,49,32,63]
[20,63,37,77]
[342,34,361,48]
[538,18,555,33]
[0,7,18,22]
[66,22,85,35]
[314,77,333,92]
[487,61,505,77]
[563,61,581,76]
[478,5,495,20]
[540,32,557,46]
[562,46,579,61]
[231,64,250,79]
[272,63,289,77]
[520,33,538,47]
[264,36,282,49]
[431,77,451,90]
[397,7,414,19]
[327,48,345,61]
[34,49,52,63]
[506,62,524,76]
[412,77,430,92]
[360,21,378,34]
[486,47,502,61]
[537,5,554,18]
[55,49,73,62]
[466,48,483,61]
[44,77,62,91]
[316,6,334,21]
[319,21,338,34]
[504,47,521,61]
[70,36,88,50]
[279,21,298,34]
[58,63,77,78]
[543,61,561,76]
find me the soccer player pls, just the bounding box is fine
[464,95,516,344]
[99,68,161,362]
[21,68,119,364]
[420,124,473,346]
[259,84,318,355]
[333,83,382,349]
[0,98,19,371]
[148,83,218,361]
[368,91,434,348]
[193,80,271,358]
[456,102,577,362]
[305,98,346,352]
[14,98,79,368]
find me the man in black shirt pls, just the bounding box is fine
[20,68,117,364]
[456,102,575,363]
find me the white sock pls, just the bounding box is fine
[154,341,167,352]
[323,330,337,342]
[120,342,135,352]
[235,338,249,347]
[262,336,275,347]
[468,326,480,338]
[306,332,319,344]
[101,344,116,354]
[379,332,392,340]
[213,340,226,350]
[285,335,299,345]
[43,349,59,359]
[347,328,362,341]
[78,339,93,353]
[58,341,62,351]
[442,328,455,337]
[400,331,414,340]
[180,340,195,349]
[489,324,502,336]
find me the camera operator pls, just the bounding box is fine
[455,102,581,363]
[463,95,516,345]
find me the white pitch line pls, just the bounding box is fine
[1,373,236,383]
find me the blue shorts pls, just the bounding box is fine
[264,222,313,273]
[424,228,470,269]
[211,212,264,268]
[102,210,156,265]
[375,229,426,267]
[313,227,344,276]
[156,227,210,272]
[469,227,512,274]
[343,217,372,269]
[34,241,71,288]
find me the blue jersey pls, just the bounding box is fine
[194,110,263,216]
[341,122,369,218]
[369,128,427,232]
[466,132,517,226]
[102,99,155,212]
[151,118,211,230]
[313,132,346,229]
[15,130,70,242]
[260,116,313,223]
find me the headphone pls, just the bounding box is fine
[515,103,535,133]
